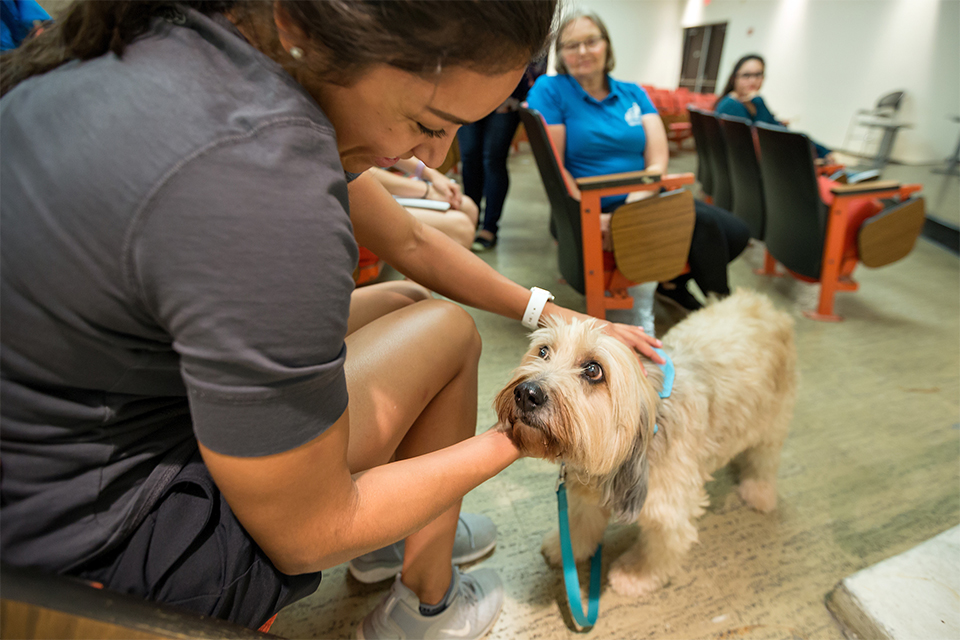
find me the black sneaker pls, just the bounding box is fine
[471,235,497,252]
[656,282,703,311]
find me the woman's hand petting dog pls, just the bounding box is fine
[600,320,664,372]
[543,303,664,371]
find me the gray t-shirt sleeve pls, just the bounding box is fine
[130,120,357,457]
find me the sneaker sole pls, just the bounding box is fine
[348,539,498,585]
[453,537,498,566]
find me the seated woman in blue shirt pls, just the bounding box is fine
[527,11,749,318]
[715,54,836,163]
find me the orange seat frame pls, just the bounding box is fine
[757,181,922,321]
[577,172,695,318]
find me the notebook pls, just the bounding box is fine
[393,197,451,211]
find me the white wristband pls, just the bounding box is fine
[522,287,555,330]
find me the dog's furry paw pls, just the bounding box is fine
[738,479,777,513]
[607,562,666,597]
[541,529,563,567]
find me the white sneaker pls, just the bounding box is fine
[349,514,497,584]
[356,567,504,640]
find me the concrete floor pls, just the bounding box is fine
[272,148,960,640]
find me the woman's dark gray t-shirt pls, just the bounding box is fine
[0,8,357,572]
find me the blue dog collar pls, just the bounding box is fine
[653,348,674,399]
[651,348,674,435]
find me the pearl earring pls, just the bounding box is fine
[289,47,304,60]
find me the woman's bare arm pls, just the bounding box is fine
[545,123,581,200]
[642,113,669,174]
[200,406,521,575]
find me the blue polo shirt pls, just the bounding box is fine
[1,0,50,50]
[527,73,658,209]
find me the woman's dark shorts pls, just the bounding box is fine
[74,451,322,628]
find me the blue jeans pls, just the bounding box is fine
[457,110,520,237]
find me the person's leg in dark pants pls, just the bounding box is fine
[476,110,521,241]
[686,199,750,296]
[457,117,487,224]
[659,199,750,308]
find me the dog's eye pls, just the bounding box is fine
[582,361,604,382]
[538,346,549,360]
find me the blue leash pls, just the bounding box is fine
[555,348,674,628]
[556,463,602,628]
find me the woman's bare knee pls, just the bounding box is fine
[446,213,475,249]
[348,281,434,335]
[344,299,481,471]
[418,299,481,359]
[410,208,475,249]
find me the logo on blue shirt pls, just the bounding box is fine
[624,102,644,126]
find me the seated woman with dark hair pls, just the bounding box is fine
[715,54,837,164]
[527,11,750,323]
[717,54,888,276]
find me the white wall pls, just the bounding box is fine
[703,0,959,164]
[558,0,959,165]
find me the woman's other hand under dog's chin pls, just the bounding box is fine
[495,419,561,460]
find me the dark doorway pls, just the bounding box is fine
[679,23,726,94]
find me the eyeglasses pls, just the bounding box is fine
[737,72,764,80]
[559,36,605,54]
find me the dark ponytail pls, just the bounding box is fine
[1,1,234,97]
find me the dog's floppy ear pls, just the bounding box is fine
[599,358,658,523]
[600,435,649,524]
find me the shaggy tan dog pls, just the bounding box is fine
[495,289,797,597]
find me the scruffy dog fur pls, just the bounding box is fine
[495,289,797,597]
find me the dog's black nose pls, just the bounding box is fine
[514,381,547,413]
